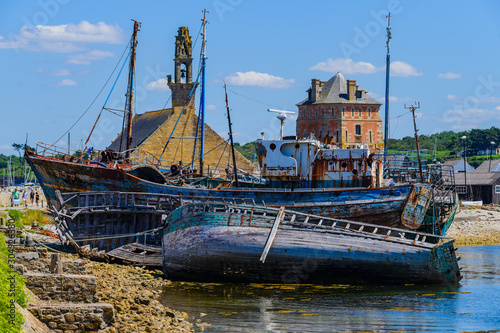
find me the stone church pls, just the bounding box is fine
[108,27,255,175]
[296,72,383,149]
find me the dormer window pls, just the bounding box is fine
[356,90,362,99]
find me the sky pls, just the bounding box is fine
[1,0,500,156]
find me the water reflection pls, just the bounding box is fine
[159,246,500,332]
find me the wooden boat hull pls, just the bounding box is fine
[161,204,462,285]
[26,152,413,227]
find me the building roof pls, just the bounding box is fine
[476,159,500,173]
[444,158,477,173]
[454,172,500,186]
[297,72,381,106]
[107,109,173,152]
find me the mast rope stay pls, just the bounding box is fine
[48,36,133,151]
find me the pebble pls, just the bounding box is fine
[446,206,500,246]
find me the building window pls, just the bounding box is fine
[336,130,339,143]
[456,186,467,194]
[359,108,362,117]
[355,124,361,135]
[369,130,373,143]
[351,108,354,117]
[315,108,318,118]
[343,107,346,116]
[332,108,335,117]
[345,130,349,142]
[496,185,500,194]
[368,108,371,117]
[356,91,362,99]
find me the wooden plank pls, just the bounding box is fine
[260,206,286,263]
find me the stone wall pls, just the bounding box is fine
[29,303,114,332]
[25,272,97,303]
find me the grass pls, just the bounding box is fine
[2,210,50,230]
[0,233,26,332]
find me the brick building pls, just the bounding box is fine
[296,72,383,148]
[108,27,254,175]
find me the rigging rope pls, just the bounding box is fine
[228,88,283,109]
[50,37,132,148]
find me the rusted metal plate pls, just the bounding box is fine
[401,184,433,229]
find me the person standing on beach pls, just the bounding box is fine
[22,190,28,207]
[30,190,34,205]
[13,188,20,207]
[35,192,40,207]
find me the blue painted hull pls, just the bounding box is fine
[161,207,461,285]
[26,152,413,227]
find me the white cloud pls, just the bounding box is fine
[309,58,381,74]
[0,145,11,150]
[66,49,115,65]
[442,108,500,130]
[225,71,295,89]
[207,104,217,110]
[37,68,70,76]
[146,78,170,91]
[447,94,500,104]
[390,61,423,77]
[495,106,500,111]
[438,72,462,79]
[55,79,78,86]
[0,21,124,51]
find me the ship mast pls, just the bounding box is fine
[124,19,140,163]
[224,82,239,187]
[383,13,391,161]
[199,9,208,175]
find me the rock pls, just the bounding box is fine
[15,252,39,260]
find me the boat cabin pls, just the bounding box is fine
[255,139,383,188]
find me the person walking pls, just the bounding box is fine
[22,190,28,207]
[35,192,40,207]
[30,190,35,205]
[13,188,20,207]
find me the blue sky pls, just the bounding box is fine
[1,0,500,155]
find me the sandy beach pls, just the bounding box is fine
[446,206,500,246]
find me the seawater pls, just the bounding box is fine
[160,245,500,332]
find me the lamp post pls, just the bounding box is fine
[489,141,496,172]
[461,135,467,200]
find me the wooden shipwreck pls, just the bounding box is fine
[161,202,462,285]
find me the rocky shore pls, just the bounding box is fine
[446,205,500,246]
[85,260,193,333]
[17,247,193,332]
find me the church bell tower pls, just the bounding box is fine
[167,26,198,112]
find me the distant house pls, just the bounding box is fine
[444,159,477,173]
[477,148,500,156]
[476,159,500,173]
[454,172,500,204]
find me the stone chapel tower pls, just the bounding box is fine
[167,27,198,111]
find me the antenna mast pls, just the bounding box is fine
[124,19,140,163]
[384,13,392,161]
[224,82,238,187]
[405,102,423,182]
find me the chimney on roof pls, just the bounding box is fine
[311,79,322,102]
[347,80,357,101]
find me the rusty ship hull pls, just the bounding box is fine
[26,151,415,228]
[161,203,462,285]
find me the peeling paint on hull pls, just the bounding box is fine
[161,206,461,285]
[26,153,413,226]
